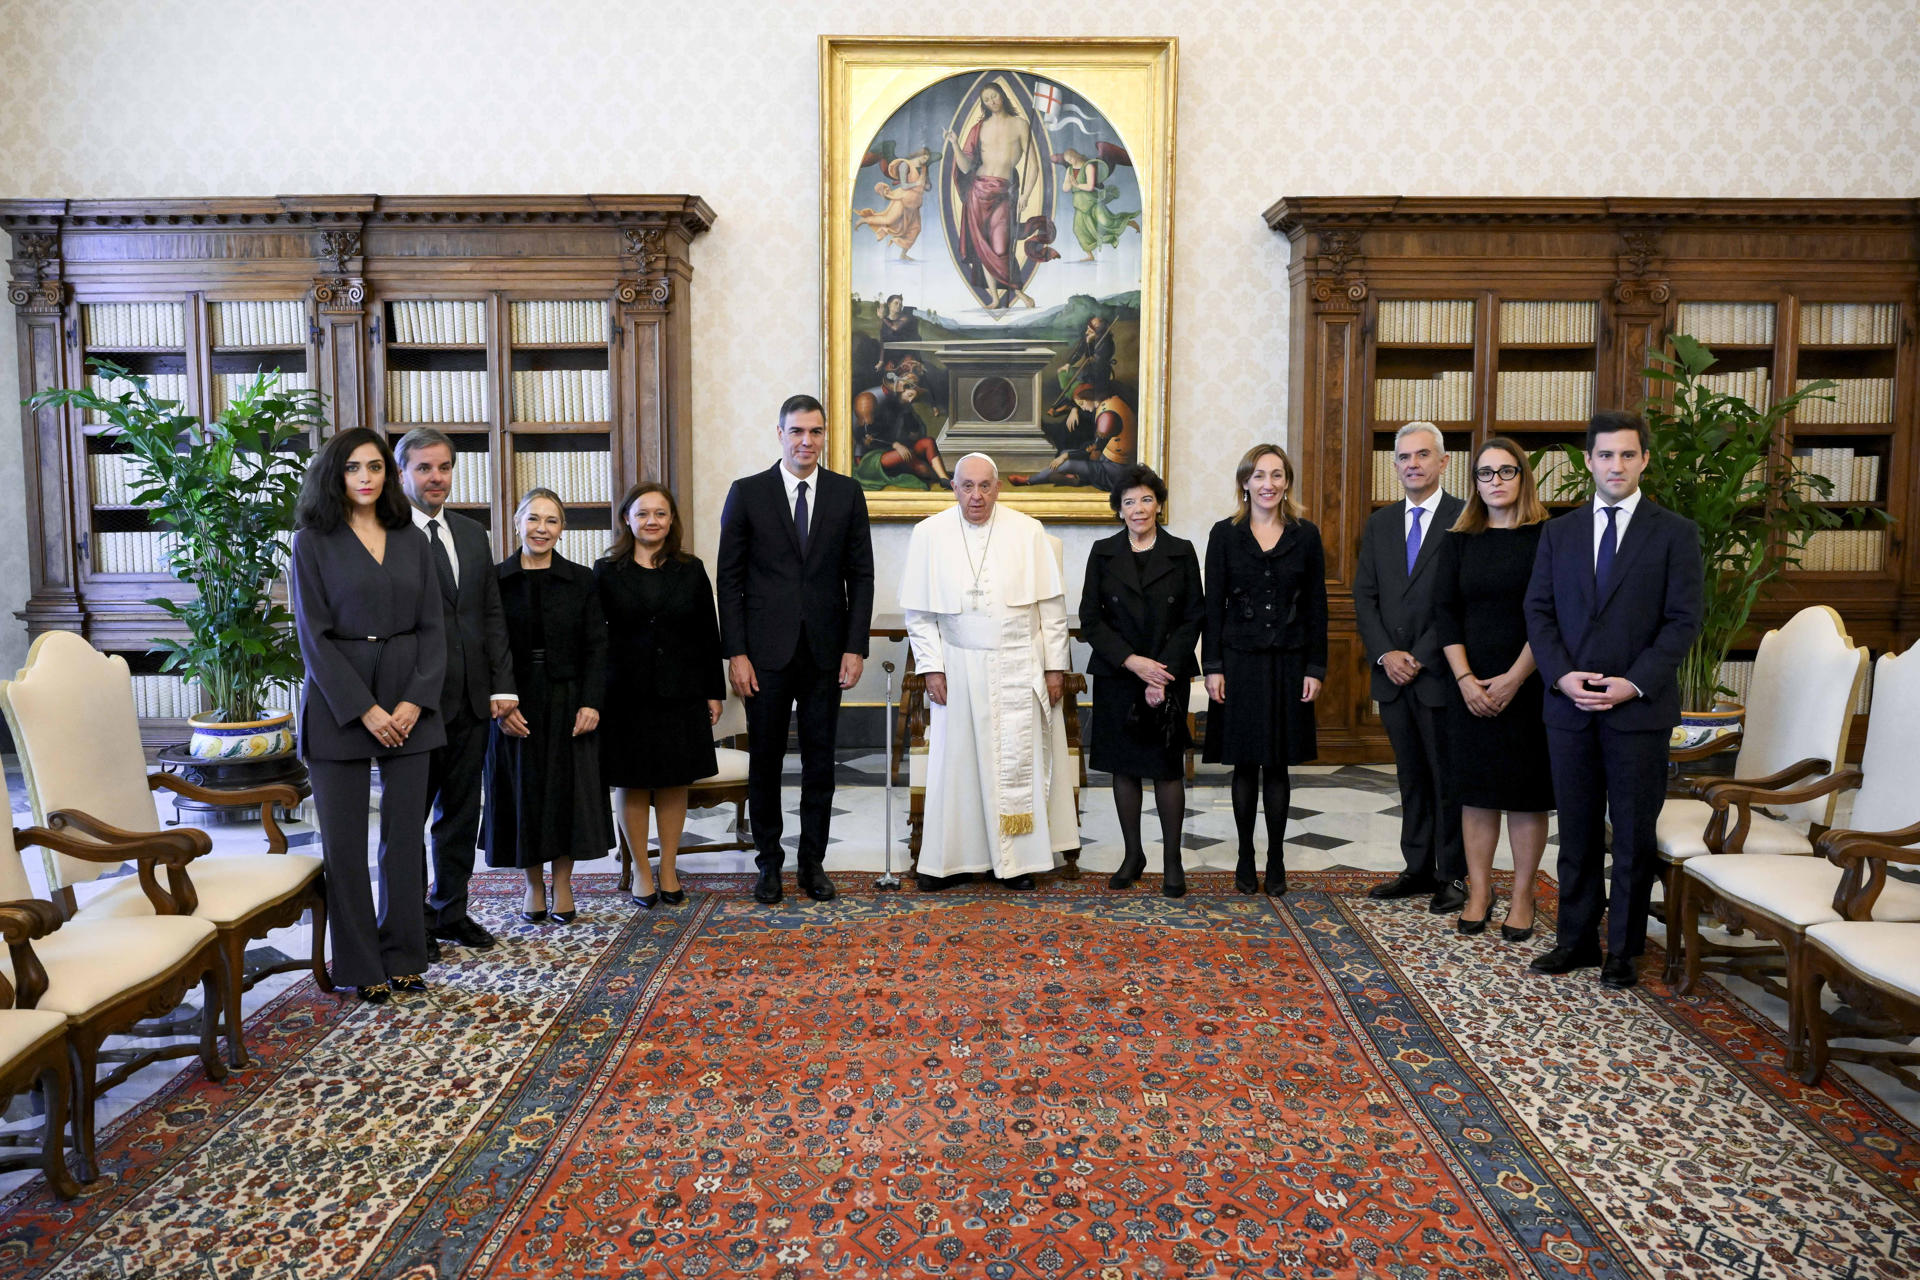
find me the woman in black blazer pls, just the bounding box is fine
[484,489,615,924]
[596,482,725,910]
[1202,443,1328,896]
[289,427,446,1004]
[1079,465,1204,897]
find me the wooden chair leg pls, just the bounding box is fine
[1784,937,1810,1075]
[68,1035,99,1185]
[1668,873,1693,991]
[198,970,229,1084]
[310,892,335,993]
[1800,967,1831,1085]
[219,930,251,1069]
[36,1059,83,1199]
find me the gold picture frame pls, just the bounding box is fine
[821,35,1177,520]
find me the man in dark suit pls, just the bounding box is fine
[396,427,518,958]
[717,394,876,904]
[1355,422,1468,914]
[1524,410,1702,988]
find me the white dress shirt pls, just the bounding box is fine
[1592,487,1644,568]
[780,462,817,540]
[1403,488,1447,547]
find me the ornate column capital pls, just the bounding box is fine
[1309,229,1368,308]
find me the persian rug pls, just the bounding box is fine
[2,870,1917,1279]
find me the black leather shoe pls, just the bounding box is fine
[1368,872,1440,901]
[434,918,497,950]
[797,866,838,902]
[1528,945,1603,975]
[753,869,784,904]
[425,932,443,964]
[1428,880,1468,915]
[1161,852,1187,899]
[659,889,686,906]
[1599,955,1638,989]
[1457,897,1495,936]
[632,891,659,911]
[391,973,428,993]
[917,871,952,892]
[1004,874,1037,891]
[357,983,391,1005]
[1109,849,1147,890]
[1234,853,1258,895]
[1264,861,1288,897]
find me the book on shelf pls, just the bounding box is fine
[1495,370,1593,421]
[1374,370,1472,422]
[93,530,180,575]
[1798,302,1898,346]
[1793,377,1893,424]
[556,528,611,565]
[129,673,206,720]
[509,300,611,345]
[89,453,155,506]
[214,369,311,412]
[83,301,186,349]
[209,299,306,347]
[1696,368,1772,408]
[448,453,494,504]
[1497,300,1598,345]
[511,450,614,505]
[387,369,489,423]
[1530,446,1581,500]
[1789,446,1882,503]
[390,300,487,346]
[1376,299,1475,345]
[1796,528,1887,572]
[1714,659,1755,707]
[511,368,613,422]
[86,371,188,423]
[1675,301,1777,346]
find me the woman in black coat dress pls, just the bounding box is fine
[289,427,446,1004]
[1434,438,1555,941]
[484,489,615,924]
[596,482,725,910]
[1202,443,1328,896]
[1079,465,1204,897]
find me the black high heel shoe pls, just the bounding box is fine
[659,889,686,905]
[521,891,548,924]
[632,890,660,911]
[1500,905,1536,942]
[1109,848,1146,890]
[1264,860,1288,897]
[1457,896,1496,936]
[1161,850,1187,899]
[1234,851,1258,895]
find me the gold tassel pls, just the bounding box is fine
[1000,812,1035,836]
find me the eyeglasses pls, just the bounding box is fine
[1475,465,1522,482]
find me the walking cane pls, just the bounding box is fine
[876,659,902,890]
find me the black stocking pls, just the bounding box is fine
[1153,778,1186,858]
[1111,774,1146,861]
[1231,765,1291,862]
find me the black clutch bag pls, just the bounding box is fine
[1123,689,1183,750]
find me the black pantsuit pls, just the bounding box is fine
[716,464,875,874]
[289,523,447,989]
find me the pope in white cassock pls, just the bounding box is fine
[902,453,1079,889]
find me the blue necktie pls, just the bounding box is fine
[794,480,809,559]
[1405,505,1425,574]
[1595,504,1619,596]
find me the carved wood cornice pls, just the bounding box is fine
[1265,195,1920,235]
[0,195,716,237]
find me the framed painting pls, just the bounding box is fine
[821,36,1178,520]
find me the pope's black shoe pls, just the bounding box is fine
[1004,874,1037,891]
[753,867,784,904]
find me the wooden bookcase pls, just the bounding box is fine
[3,195,711,747]
[1264,197,1920,762]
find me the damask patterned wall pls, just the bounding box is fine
[1,0,1914,678]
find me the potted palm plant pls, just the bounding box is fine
[1536,333,1878,742]
[30,361,319,760]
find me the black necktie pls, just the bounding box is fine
[427,518,456,595]
[794,480,809,559]
[1595,505,1619,597]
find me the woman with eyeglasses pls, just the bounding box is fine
[1432,438,1555,940]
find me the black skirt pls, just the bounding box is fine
[600,694,718,789]
[483,659,615,868]
[1446,677,1556,812]
[1202,646,1317,767]
[1088,674,1191,780]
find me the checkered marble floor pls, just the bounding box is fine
[4,753,1916,1200]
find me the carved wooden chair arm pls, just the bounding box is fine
[1697,757,1831,807]
[1818,834,1920,921]
[1671,730,1743,766]
[0,900,62,1009]
[1816,819,1920,859]
[1704,767,1861,815]
[150,773,300,855]
[0,898,62,943]
[23,820,202,915]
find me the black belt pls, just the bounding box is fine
[326,628,418,643]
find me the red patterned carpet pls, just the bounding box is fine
[2,871,1917,1279]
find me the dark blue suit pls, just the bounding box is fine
[1524,496,1702,959]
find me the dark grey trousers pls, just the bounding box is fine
[425,703,489,927]
[309,752,432,988]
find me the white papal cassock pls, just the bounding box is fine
[902,505,1078,878]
